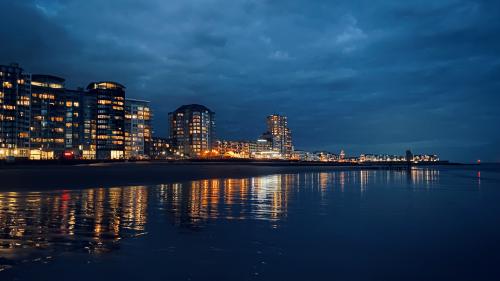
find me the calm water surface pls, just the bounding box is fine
[1,166,500,280]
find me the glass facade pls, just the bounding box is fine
[0,64,31,159]
[125,99,152,159]
[1,64,159,161]
[87,82,126,160]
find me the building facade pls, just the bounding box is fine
[71,88,97,159]
[0,63,31,159]
[266,114,292,158]
[125,99,152,159]
[87,82,126,160]
[1,63,159,161]
[169,104,215,158]
[150,137,174,159]
[215,140,256,158]
[62,89,84,158]
[29,75,67,159]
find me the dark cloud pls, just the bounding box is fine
[1,0,499,162]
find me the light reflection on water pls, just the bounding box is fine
[0,168,440,272]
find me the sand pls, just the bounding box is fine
[0,161,386,191]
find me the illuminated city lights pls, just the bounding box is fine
[0,62,441,163]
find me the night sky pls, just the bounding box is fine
[1,0,499,162]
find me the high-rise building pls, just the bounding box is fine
[169,104,215,158]
[87,82,125,160]
[406,149,413,162]
[0,63,31,159]
[61,88,85,158]
[70,87,97,159]
[125,99,152,159]
[266,114,292,158]
[30,74,66,159]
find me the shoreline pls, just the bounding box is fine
[0,161,470,192]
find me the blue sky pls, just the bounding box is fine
[1,0,499,162]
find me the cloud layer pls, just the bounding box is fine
[1,0,499,162]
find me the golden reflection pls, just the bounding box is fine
[409,168,440,187]
[360,170,368,192]
[0,186,148,267]
[0,170,441,271]
[339,171,346,191]
[158,174,297,226]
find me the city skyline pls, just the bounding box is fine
[0,61,440,162]
[3,2,498,279]
[1,1,499,162]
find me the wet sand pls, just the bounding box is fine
[0,162,395,191]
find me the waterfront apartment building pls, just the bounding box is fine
[30,75,67,159]
[266,114,293,158]
[150,137,174,159]
[62,89,85,158]
[70,88,97,159]
[87,82,126,160]
[1,63,157,161]
[169,104,215,158]
[125,99,152,159]
[0,64,31,159]
[215,140,256,158]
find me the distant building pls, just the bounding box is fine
[150,137,174,159]
[169,104,215,158]
[406,150,413,162]
[412,154,439,162]
[314,151,340,162]
[125,99,152,159]
[87,82,126,160]
[340,150,346,161]
[252,131,276,159]
[0,63,31,159]
[215,140,256,158]
[291,150,318,161]
[267,114,292,158]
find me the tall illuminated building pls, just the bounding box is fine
[70,87,97,159]
[125,99,152,159]
[169,104,215,158]
[87,82,125,160]
[29,74,67,159]
[62,89,83,157]
[266,114,292,158]
[0,63,31,159]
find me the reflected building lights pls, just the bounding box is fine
[360,170,368,193]
[0,186,148,266]
[0,169,442,271]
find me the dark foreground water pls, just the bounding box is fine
[1,165,500,280]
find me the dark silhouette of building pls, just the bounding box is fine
[406,149,413,162]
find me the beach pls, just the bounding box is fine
[0,162,373,191]
[0,160,461,191]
